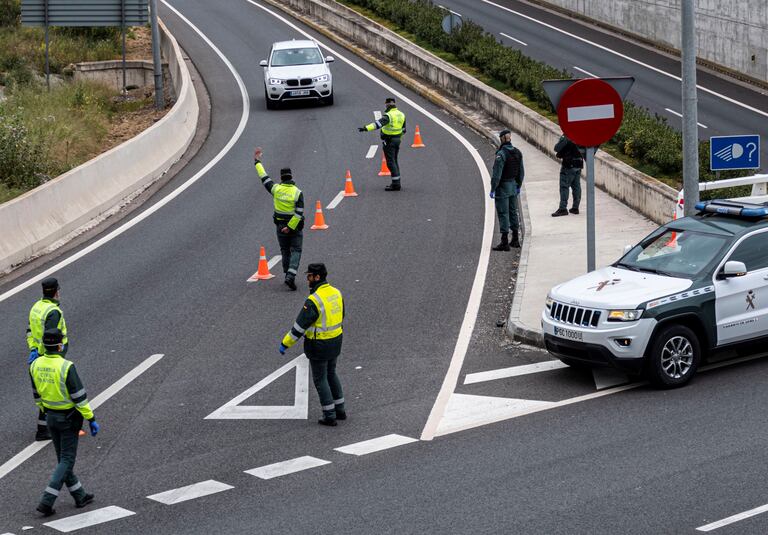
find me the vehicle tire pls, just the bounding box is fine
[322,92,334,106]
[646,324,701,388]
[265,87,278,110]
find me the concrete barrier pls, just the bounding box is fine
[267,0,677,224]
[0,19,198,274]
[73,59,168,92]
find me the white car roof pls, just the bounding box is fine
[272,39,318,50]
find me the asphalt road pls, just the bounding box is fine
[437,0,768,172]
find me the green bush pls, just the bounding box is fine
[0,0,20,27]
[0,109,49,189]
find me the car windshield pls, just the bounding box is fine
[616,229,729,278]
[271,47,323,66]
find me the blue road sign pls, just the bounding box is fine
[710,135,760,171]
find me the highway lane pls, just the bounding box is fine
[0,0,494,528]
[438,0,768,171]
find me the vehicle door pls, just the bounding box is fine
[714,230,768,345]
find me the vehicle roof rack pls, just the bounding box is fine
[695,199,768,218]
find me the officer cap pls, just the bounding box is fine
[43,328,63,347]
[280,168,293,181]
[41,277,59,296]
[385,97,396,105]
[498,129,511,139]
[305,263,327,277]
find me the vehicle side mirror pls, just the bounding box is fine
[721,260,747,279]
[325,56,335,63]
[259,60,268,67]
[623,245,632,254]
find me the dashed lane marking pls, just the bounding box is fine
[463,360,568,385]
[499,32,527,46]
[365,144,378,158]
[573,65,597,78]
[245,456,331,480]
[335,434,419,456]
[147,480,233,505]
[696,503,768,531]
[327,191,345,210]
[268,255,281,269]
[43,506,135,533]
[665,108,709,129]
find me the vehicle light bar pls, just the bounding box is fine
[695,200,768,218]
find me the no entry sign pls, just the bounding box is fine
[556,79,624,147]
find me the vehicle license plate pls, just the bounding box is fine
[554,326,582,341]
[290,90,310,96]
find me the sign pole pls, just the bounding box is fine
[681,0,700,215]
[149,0,164,110]
[121,0,127,92]
[586,146,596,272]
[44,0,49,92]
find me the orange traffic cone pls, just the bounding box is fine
[310,200,329,230]
[378,154,391,176]
[343,169,358,197]
[248,246,275,281]
[411,125,425,148]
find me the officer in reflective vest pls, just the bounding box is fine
[26,277,69,441]
[30,328,99,517]
[254,147,305,290]
[358,96,407,191]
[280,263,345,426]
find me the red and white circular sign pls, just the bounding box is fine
[556,79,624,147]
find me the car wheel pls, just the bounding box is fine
[322,92,334,106]
[647,324,700,388]
[264,86,278,110]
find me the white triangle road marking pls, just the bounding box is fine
[592,367,629,390]
[435,393,555,437]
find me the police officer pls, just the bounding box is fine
[30,328,99,517]
[254,147,305,290]
[358,97,406,191]
[490,129,525,251]
[279,263,345,426]
[26,277,69,441]
[552,135,584,217]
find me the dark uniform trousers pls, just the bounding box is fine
[383,136,402,180]
[41,411,87,507]
[494,181,519,233]
[275,225,303,277]
[558,167,582,210]
[305,335,344,415]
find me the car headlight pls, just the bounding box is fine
[269,78,284,85]
[545,295,554,310]
[313,74,330,82]
[607,309,643,322]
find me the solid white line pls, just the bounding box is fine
[335,434,419,456]
[568,104,614,122]
[463,360,568,385]
[245,456,330,479]
[479,0,768,119]
[365,144,378,159]
[499,32,527,46]
[664,107,709,128]
[0,354,163,480]
[147,479,233,505]
[697,503,768,531]
[438,5,462,16]
[326,190,345,210]
[241,0,494,443]
[43,506,135,533]
[573,65,597,78]
[0,0,250,306]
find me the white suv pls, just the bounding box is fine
[260,40,334,109]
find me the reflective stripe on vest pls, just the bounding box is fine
[273,183,301,216]
[306,284,343,340]
[28,299,68,352]
[381,108,405,136]
[31,356,75,410]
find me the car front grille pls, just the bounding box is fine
[285,78,313,87]
[549,301,601,328]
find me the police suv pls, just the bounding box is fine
[542,199,768,387]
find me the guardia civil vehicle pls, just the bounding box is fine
[542,199,768,387]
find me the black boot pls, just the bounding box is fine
[36,503,56,517]
[385,182,401,191]
[510,230,521,248]
[569,207,579,214]
[75,493,95,508]
[284,275,297,291]
[551,208,568,217]
[492,233,510,251]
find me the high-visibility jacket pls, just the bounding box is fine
[30,354,94,420]
[306,284,344,340]
[271,183,303,230]
[27,299,68,353]
[381,108,405,137]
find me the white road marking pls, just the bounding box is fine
[242,0,494,443]
[373,110,381,121]
[268,255,281,269]
[326,191,345,210]
[365,144,378,158]
[592,367,629,390]
[464,360,568,384]
[205,355,309,419]
[245,456,331,480]
[568,104,615,122]
[0,0,250,306]
[147,479,233,505]
[696,503,768,531]
[438,5,462,16]
[664,107,709,128]
[499,32,527,46]
[335,434,419,456]
[478,0,768,119]
[43,506,135,533]
[573,65,597,78]
[0,354,163,480]
[436,393,555,436]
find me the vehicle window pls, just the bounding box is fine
[271,47,323,66]
[617,229,728,278]
[728,233,768,272]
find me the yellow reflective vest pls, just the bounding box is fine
[271,183,302,230]
[30,355,94,420]
[27,299,68,353]
[381,108,405,136]
[306,284,344,340]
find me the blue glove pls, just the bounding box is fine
[489,191,495,199]
[89,421,100,436]
[516,186,521,195]
[279,344,287,355]
[27,348,39,365]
